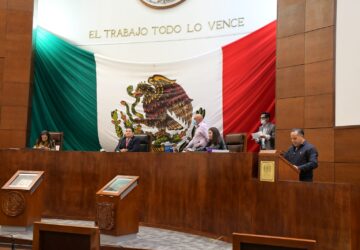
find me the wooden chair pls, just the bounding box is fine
[49,132,64,151]
[225,133,247,152]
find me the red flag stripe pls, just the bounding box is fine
[222,21,277,152]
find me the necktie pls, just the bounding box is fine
[126,138,130,148]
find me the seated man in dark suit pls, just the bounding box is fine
[284,128,318,182]
[114,127,140,152]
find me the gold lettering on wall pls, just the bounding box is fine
[88,17,245,40]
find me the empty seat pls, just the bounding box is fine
[225,133,247,152]
[135,134,150,152]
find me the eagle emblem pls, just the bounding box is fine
[134,75,193,130]
[111,74,203,151]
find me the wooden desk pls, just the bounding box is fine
[0,150,358,250]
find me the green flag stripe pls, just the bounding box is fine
[29,27,101,151]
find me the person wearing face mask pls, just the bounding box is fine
[255,112,275,150]
[284,128,318,182]
[184,114,208,151]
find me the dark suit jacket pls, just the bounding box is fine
[257,122,276,150]
[114,136,140,152]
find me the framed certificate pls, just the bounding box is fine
[2,170,44,191]
[97,175,138,199]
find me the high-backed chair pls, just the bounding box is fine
[49,132,64,151]
[135,134,150,152]
[225,133,247,152]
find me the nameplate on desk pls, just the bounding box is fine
[259,161,275,182]
[210,149,230,153]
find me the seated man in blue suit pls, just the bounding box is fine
[114,127,140,152]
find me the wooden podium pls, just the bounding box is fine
[33,222,100,250]
[95,175,139,236]
[233,233,316,250]
[0,170,44,227]
[258,150,299,182]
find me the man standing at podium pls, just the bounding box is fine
[284,128,318,182]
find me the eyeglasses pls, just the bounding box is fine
[260,116,267,119]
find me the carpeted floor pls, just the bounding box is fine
[0,218,231,250]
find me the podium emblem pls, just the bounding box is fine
[1,191,26,217]
[259,161,275,182]
[96,202,115,230]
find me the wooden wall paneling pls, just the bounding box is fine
[45,151,104,220]
[313,162,334,183]
[251,182,285,235]
[0,58,4,91]
[0,9,6,57]
[3,10,33,83]
[232,160,257,235]
[275,129,290,152]
[0,129,27,147]
[277,34,305,68]
[252,181,352,250]
[276,65,304,99]
[6,33,32,59]
[7,0,34,12]
[3,55,32,84]
[304,94,333,128]
[1,82,30,106]
[305,128,334,162]
[277,0,305,38]
[305,0,335,32]
[0,0,34,150]
[335,163,360,186]
[5,10,33,34]
[305,59,334,96]
[351,186,360,250]
[0,106,29,129]
[276,97,304,129]
[0,0,6,9]
[0,150,358,250]
[146,153,206,231]
[204,153,255,237]
[335,128,360,163]
[305,26,334,64]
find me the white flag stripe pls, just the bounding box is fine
[95,49,223,152]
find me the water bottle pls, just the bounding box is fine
[164,142,173,152]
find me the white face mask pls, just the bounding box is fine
[260,119,267,125]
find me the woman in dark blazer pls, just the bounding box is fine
[206,127,227,150]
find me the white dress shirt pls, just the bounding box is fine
[186,121,209,151]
